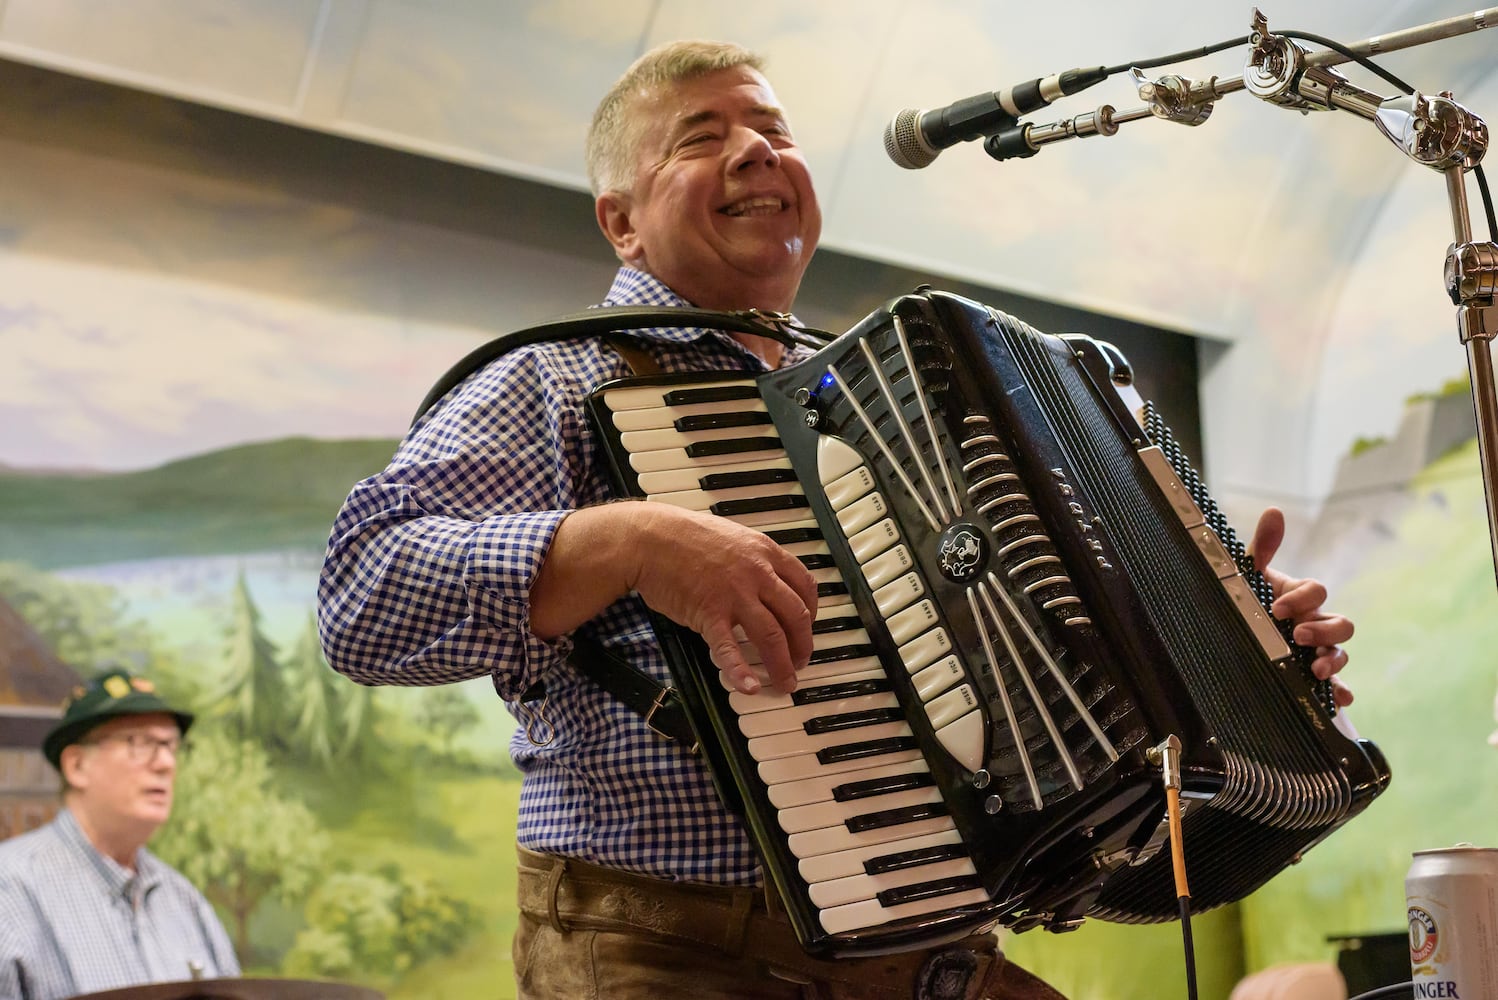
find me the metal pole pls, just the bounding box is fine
[1303,7,1498,68]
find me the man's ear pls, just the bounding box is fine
[596,191,641,265]
[59,744,89,792]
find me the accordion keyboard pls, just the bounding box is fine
[597,379,992,935]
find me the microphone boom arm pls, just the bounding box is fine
[993,6,1498,585]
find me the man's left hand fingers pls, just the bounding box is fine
[1292,614,1354,652]
[1271,576,1329,620]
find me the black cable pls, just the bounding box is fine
[1103,35,1251,76]
[1476,165,1498,242]
[1177,896,1199,1000]
[1347,982,1414,1000]
[1103,28,1416,97]
[1278,30,1417,95]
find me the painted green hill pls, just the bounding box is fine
[0,437,400,569]
[1238,436,1498,970]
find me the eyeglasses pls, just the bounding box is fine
[82,732,187,764]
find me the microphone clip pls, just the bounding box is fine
[1130,69,1217,128]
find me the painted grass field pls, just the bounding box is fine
[282,765,524,998]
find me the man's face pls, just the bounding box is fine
[66,713,181,837]
[599,65,822,312]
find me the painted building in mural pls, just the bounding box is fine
[0,596,81,840]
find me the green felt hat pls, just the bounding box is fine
[43,670,194,769]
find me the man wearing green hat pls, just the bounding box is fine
[0,669,239,1000]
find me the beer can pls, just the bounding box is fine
[1406,844,1498,1000]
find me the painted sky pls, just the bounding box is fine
[1,0,1495,500]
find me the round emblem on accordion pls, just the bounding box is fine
[937,523,988,582]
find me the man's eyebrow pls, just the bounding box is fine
[670,104,790,137]
[673,109,721,134]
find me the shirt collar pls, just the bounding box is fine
[56,806,164,902]
[601,266,808,368]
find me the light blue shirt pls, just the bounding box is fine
[0,808,239,1000]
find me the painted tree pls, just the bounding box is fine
[209,570,285,748]
[335,671,376,764]
[282,865,476,977]
[0,561,206,711]
[285,612,342,767]
[0,561,158,676]
[153,730,329,962]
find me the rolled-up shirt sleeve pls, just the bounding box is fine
[317,345,598,700]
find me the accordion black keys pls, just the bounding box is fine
[586,288,1390,957]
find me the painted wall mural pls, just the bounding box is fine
[9,317,1495,1000]
[3,49,1497,1000]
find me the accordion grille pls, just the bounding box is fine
[991,312,1351,830]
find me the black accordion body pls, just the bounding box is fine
[586,289,1390,957]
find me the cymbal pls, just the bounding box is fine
[66,979,386,1000]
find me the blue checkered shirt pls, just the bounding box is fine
[319,267,815,885]
[0,808,239,1000]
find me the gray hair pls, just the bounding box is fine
[585,40,765,196]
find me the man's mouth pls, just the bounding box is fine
[721,196,787,217]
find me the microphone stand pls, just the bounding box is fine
[986,6,1498,584]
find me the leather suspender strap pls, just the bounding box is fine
[602,332,662,376]
[569,635,699,752]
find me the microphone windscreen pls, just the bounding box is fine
[884,108,937,169]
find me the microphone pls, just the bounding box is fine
[883,66,1107,169]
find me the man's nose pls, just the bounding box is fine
[729,127,780,171]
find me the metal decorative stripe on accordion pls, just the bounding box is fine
[586,287,1390,958]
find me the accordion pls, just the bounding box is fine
[586,288,1390,958]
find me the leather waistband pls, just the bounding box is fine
[514,846,1000,991]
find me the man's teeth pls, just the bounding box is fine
[724,197,784,217]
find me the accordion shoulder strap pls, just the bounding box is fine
[501,319,696,750]
[566,333,690,748]
[410,305,817,427]
[569,635,698,751]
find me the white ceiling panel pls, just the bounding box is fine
[0,0,323,109]
[336,0,658,181]
[0,0,1488,341]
